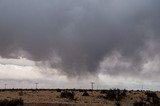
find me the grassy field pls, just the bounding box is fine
[0,89,160,106]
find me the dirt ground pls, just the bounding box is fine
[0,89,159,106]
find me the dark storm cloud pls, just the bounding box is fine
[0,0,160,77]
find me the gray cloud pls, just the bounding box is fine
[0,0,160,77]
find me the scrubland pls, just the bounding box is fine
[0,89,160,106]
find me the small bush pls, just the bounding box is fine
[79,89,84,92]
[133,101,146,106]
[0,99,23,106]
[106,89,117,100]
[100,90,108,94]
[145,92,160,105]
[19,91,23,96]
[56,89,61,92]
[82,91,89,96]
[60,91,74,100]
[32,89,36,92]
[115,101,121,106]
[129,91,132,93]
[145,92,158,98]
[121,89,127,98]
[104,89,126,101]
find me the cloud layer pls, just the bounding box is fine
[0,0,160,78]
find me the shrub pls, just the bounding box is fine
[79,89,84,92]
[0,99,23,106]
[129,91,132,93]
[19,91,23,96]
[106,89,117,100]
[100,90,108,94]
[121,89,127,98]
[56,89,61,92]
[115,101,121,106]
[60,91,74,100]
[133,101,146,106]
[104,89,126,101]
[82,91,89,96]
[145,92,160,105]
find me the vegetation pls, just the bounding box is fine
[56,89,61,92]
[133,101,147,106]
[0,99,23,106]
[82,91,89,96]
[0,89,160,106]
[103,89,127,101]
[145,92,160,105]
[60,91,75,100]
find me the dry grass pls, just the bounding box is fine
[0,89,159,106]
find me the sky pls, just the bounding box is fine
[0,0,160,90]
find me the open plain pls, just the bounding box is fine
[0,89,160,106]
